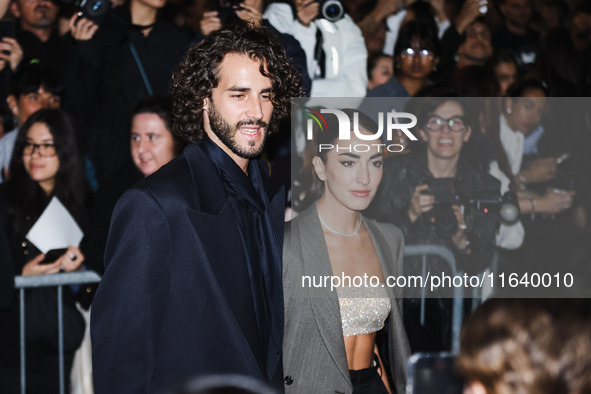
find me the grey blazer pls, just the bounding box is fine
[283,205,411,394]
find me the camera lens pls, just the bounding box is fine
[83,0,110,18]
[321,0,344,22]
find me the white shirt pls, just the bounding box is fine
[264,3,368,98]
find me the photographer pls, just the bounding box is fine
[64,0,191,184]
[367,93,500,352]
[263,0,369,97]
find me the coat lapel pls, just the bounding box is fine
[183,144,267,374]
[297,207,351,387]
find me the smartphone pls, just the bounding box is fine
[406,352,464,394]
[41,248,68,264]
[554,153,575,192]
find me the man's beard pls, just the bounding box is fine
[208,102,269,160]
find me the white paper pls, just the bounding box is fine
[26,197,84,254]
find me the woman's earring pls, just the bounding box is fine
[506,108,512,114]
[319,175,326,181]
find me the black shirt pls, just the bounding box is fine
[199,138,283,366]
[492,24,540,75]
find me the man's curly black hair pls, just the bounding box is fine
[171,23,304,144]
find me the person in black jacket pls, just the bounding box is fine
[0,108,87,393]
[65,0,191,185]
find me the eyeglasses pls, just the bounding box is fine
[425,116,466,133]
[22,143,57,157]
[400,48,434,61]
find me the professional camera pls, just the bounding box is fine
[422,178,520,238]
[317,0,344,22]
[60,0,111,24]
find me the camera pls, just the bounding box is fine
[216,0,244,25]
[61,0,112,24]
[422,178,520,238]
[317,0,344,22]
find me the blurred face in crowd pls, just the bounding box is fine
[11,0,59,31]
[398,38,438,81]
[368,55,393,90]
[505,88,546,135]
[458,22,492,64]
[505,89,546,135]
[499,0,532,30]
[7,85,61,126]
[131,113,176,176]
[203,53,273,168]
[573,11,591,39]
[420,100,471,162]
[313,131,383,213]
[23,122,59,194]
[494,61,518,96]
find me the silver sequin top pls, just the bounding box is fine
[336,286,391,337]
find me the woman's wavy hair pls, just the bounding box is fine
[171,22,304,144]
[7,109,86,234]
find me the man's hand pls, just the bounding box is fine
[295,0,319,27]
[235,3,263,26]
[455,0,486,34]
[451,204,470,251]
[370,0,402,23]
[200,11,223,35]
[537,188,575,214]
[428,0,447,22]
[520,157,557,184]
[0,37,23,72]
[69,14,99,41]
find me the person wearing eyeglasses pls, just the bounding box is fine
[0,63,62,183]
[367,20,440,99]
[0,108,87,392]
[367,93,500,352]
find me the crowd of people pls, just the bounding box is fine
[0,0,590,392]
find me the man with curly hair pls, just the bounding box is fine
[91,23,303,394]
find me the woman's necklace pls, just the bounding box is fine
[317,208,362,237]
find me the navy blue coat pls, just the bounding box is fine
[91,143,285,393]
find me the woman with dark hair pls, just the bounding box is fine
[367,20,440,98]
[284,108,410,394]
[0,108,86,393]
